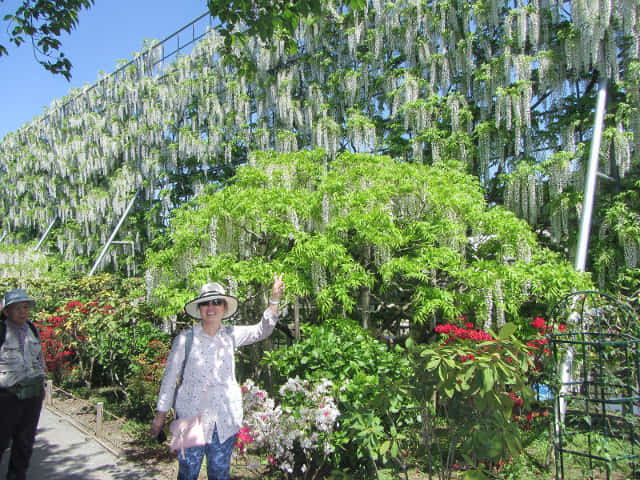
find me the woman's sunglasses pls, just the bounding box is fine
[198,298,226,308]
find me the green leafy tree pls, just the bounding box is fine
[1,0,95,80]
[145,150,591,335]
[208,0,323,50]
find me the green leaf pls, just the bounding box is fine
[390,440,399,457]
[498,322,517,340]
[481,368,495,392]
[426,357,441,370]
[379,440,390,455]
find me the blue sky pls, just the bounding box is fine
[0,1,209,140]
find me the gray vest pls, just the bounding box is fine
[0,323,46,389]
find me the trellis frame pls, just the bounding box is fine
[550,291,640,480]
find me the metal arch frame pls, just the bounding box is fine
[549,290,640,480]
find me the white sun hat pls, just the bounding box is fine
[184,282,238,320]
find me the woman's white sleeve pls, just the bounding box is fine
[156,333,186,412]
[232,309,278,348]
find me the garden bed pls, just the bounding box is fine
[46,387,268,479]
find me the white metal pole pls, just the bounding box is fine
[575,79,607,272]
[89,194,137,276]
[557,79,608,438]
[34,217,57,251]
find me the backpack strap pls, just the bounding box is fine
[173,328,194,410]
[180,328,194,382]
[27,321,39,340]
[0,320,39,348]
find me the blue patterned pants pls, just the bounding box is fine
[177,425,236,480]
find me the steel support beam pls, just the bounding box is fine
[89,194,137,276]
[34,217,57,251]
[575,79,607,272]
[559,79,608,434]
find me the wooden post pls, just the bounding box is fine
[45,380,53,406]
[96,402,104,437]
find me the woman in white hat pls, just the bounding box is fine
[150,273,285,480]
[0,289,46,480]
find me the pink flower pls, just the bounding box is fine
[237,427,253,443]
[235,427,254,453]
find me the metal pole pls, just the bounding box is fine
[558,79,608,445]
[34,217,57,251]
[0,232,6,244]
[575,78,607,272]
[89,194,137,276]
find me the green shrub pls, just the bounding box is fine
[411,321,536,478]
[125,338,171,420]
[262,318,418,476]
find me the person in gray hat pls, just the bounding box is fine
[150,273,285,480]
[0,289,46,480]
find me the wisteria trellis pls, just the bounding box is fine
[0,0,638,274]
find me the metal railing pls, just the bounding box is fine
[34,11,216,128]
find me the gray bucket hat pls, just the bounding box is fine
[184,282,238,320]
[2,289,36,313]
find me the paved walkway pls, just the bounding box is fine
[1,406,168,480]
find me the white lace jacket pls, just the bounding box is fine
[156,308,278,443]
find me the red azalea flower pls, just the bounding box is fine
[531,317,546,330]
